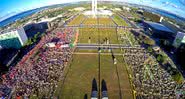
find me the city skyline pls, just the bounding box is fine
[0,0,185,22]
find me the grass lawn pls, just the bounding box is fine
[55,54,99,99]
[78,28,118,44]
[100,55,133,99]
[82,17,115,26]
[68,14,85,26]
[112,15,129,26]
[55,53,133,99]
[83,18,98,25]
[98,18,115,26]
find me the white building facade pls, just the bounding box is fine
[173,32,185,48]
[0,28,28,49]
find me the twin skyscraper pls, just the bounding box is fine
[92,0,97,17]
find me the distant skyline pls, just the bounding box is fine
[0,0,185,21]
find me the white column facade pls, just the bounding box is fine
[17,27,28,46]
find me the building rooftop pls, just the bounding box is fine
[145,21,173,33]
[0,27,25,35]
[0,28,17,35]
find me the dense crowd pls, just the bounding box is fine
[0,28,76,98]
[124,48,185,99]
[118,28,139,46]
[118,31,131,46]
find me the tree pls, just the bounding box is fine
[156,54,166,63]
[157,54,162,62]
[24,38,33,46]
[144,38,155,46]
[172,71,184,83]
[147,46,153,53]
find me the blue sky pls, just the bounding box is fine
[0,0,185,21]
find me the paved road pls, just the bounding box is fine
[76,43,143,49]
[63,13,80,26]
[64,24,133,29]
[73,52,123,55]
[116,12,139,29]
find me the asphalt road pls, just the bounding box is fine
[76,43,142,49]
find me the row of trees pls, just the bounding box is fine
[24,32,45,46]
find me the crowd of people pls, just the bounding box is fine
[0,28,76,98]
[118,28,139,47]
[118,33,131,46]
[124,47,185,98]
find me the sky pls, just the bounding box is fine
[0,0,185,21]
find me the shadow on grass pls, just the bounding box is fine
[91,78,98,98]
[84,94,88,99]
[101,79,108,98]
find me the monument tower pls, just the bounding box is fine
[92,0,97,17]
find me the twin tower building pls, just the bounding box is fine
[92,0,98,17]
